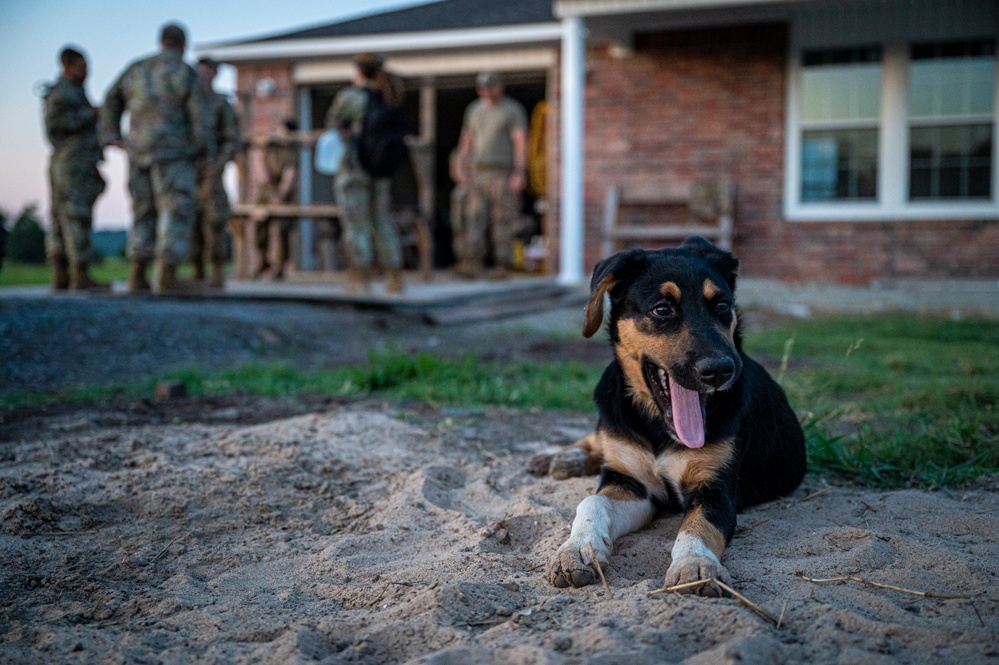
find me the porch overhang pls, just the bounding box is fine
[196,22,562,64]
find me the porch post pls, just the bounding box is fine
[418,79,437,219]
[558,15,586,285]
[297,86,315,271]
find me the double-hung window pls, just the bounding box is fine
[799,47,882,202]
[786,20,998,221]
[908,40,995,200]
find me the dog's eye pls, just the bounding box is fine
[715,301,731,315]
[650,303,675,318]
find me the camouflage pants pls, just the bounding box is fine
[127,159,196,265]
[254,218,292,270]
[47,156,104,265]
[457,168,518,267]
[192,164,231,264]
[334,168,401,270]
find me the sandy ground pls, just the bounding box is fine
[2,396,997,665]
[2,294,998,663]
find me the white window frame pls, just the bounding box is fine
[785,37,999,222]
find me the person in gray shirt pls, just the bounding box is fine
[452,72,527,279]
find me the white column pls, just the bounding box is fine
[558,15,586,286]
[298,87,315,271]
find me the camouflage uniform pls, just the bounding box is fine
[326,85,402,271]
[101,50,207,265]
[255,138,298,274]
[457,96,527,270]
[44,76,104,266]
[193,92,239,265]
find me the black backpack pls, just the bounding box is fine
[357,89,411,178]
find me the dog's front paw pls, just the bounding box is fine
[547,537,609,588]
[664,551,731,597]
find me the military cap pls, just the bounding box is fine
[476,71,502,87]
[353,52,385,69]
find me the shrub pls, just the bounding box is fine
[6,205,46,264]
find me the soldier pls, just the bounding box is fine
[326,52,405,294]
[251,118,298,280]
[192,57,240,288]
[452,71,528,279]
[43,46,107,291]
[101,23,208,293]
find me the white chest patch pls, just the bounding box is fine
[654,450,690,505]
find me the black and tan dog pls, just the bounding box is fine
[538,237,805,595]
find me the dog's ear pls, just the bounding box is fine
[680,236,739,290]
[582,248,645,338]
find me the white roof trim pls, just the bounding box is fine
[197,22,563,63]
[554,0,804,18]
[295,48,557,84]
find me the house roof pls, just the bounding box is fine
[554,0,803,18]
[227,0,555,45]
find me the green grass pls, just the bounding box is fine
[743,316,999,489]
[4,315,998,489]
[170,352,601,411]
[1,351,602,413]
[0,258,202,286]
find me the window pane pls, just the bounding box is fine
[802,62,882,122]
[801,128,879,201]
[909,124,993,199]
[910,58,996,118]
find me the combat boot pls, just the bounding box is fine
[152,259,177,294]
[70,262,110,291]
[386,269,404,294]
[51,256,70,291]
[128,260,151,293]
[345,267,372,295]
[207,260,225,289]
[454,260,483,279]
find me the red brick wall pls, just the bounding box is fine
[235,63,296,137]
[233,63,296,203]
[577,23,999,283]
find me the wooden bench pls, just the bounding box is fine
[229,203,432,281]
[601,179,735,257]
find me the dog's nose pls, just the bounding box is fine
[695,357,735,388]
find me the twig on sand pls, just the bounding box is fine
[735,518,770,536]
[713,579,779,626]
[800,486,834,502]
[151,532,190,563]
[796,573,997,601]
[777,599,789,629]
[647,578,779,626]
[587,547,613,600]
[647,579,713,596]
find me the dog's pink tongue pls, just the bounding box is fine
[669,376,704,448]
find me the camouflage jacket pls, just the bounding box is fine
[43,77,101,164]
[100,50,208,167]
[204,92,241,176]
[327,85,368,137]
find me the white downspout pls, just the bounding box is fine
[558,15,586,286]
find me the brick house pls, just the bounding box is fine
[200,0,999,284]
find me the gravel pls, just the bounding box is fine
[0,294,604,396]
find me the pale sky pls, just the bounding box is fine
[0,0,425,229]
